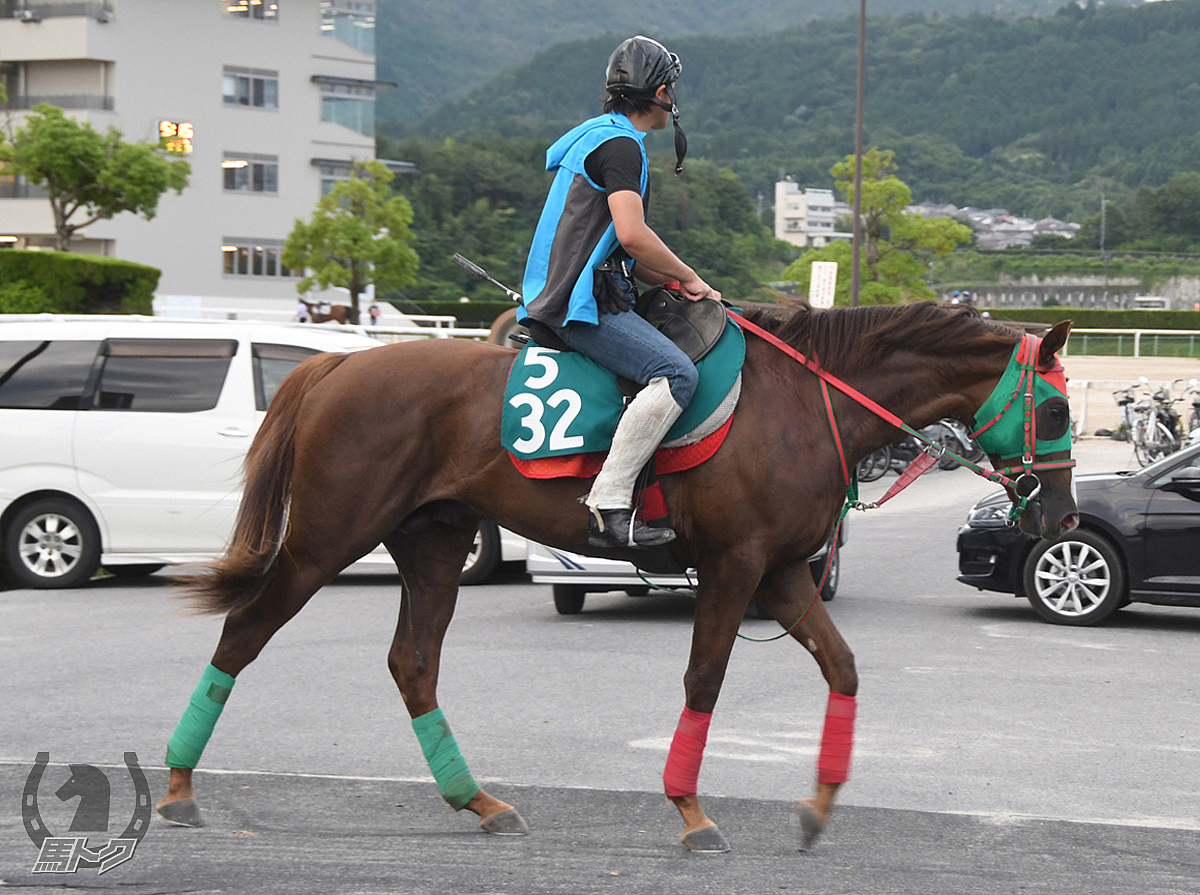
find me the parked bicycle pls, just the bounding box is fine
[1185,378,1200,446]
[1111,385,1138,443]
[855,419,984,482]
[1130,377,1184,467]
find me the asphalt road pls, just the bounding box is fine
[2,438,1198,893]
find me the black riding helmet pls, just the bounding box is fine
[605,36,688,175]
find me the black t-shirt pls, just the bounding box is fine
[584,136,650,208]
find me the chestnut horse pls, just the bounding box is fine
[300,300,350,324]
[157,302,1077,852]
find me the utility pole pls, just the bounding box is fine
[851,0,866,307]
[1100,191,1109,294]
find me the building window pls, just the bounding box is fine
[319,2,375,55]
[320,82,374,136]
[223,153,279,193]
[221,239,296,278]
[224,1,279,20]
[317,164,351,196]
[223,67,278,109]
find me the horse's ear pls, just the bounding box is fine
[1039,320,1072,366]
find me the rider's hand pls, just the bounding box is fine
[679,275,721,303]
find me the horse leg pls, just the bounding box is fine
[157,559,331,825]
[753,557,858,850]
[384,518,529,836]
[662,557,764,852]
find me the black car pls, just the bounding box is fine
[957,443,1200,625]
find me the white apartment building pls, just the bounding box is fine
[0,0,408,310]
[774,180,852,249]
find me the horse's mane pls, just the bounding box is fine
[739,300,1022,376]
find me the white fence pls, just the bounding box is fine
[153,298,494,341]
[1064,328,1200,359]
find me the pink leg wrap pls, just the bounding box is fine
[817,692,857,785]
[663,706,712,797]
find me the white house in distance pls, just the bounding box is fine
[0,0,412,317]
[773,179,852,248]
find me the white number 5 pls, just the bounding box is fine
[523,346,560,389]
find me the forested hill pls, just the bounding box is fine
[376,0,1085,127]
[410,1,1200,220]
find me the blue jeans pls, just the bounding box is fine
[560,309,698,408]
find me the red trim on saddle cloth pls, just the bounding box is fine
[817,692,857,785]
[507,412,735,480]
[639,481,669,522]
[663,706,712,797]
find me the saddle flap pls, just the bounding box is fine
[635,288,727,363]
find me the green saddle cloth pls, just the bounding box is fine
[502,318,745,460]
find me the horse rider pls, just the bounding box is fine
[520,35,721,549]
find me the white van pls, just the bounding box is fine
[0,315,522,588]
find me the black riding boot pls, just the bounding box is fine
[588,507,676,548]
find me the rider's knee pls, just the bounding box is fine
[666,361,699,408]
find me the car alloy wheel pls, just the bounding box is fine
[1022,529,1125,626]
[5,498,101,589]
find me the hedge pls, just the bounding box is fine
[0,250,160,315]
[981,307,1200,330]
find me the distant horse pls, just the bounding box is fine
[300,300,350,324]
[156,302,1077,852]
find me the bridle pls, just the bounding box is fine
[727,312,1075,522]
[967,333,1076,517]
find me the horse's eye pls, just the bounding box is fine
[1038,398,1070,441]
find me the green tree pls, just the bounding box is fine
[283,160,419,324]
[1143,171,1200,242]
[647,157,794,299]
[386,136,548,304]
[0,104,190,251]
[783,149,970,305]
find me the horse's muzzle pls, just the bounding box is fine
[1017,500,1079,540]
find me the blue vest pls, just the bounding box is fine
[520,113,648,329]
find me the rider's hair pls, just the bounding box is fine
[602,91,657,117]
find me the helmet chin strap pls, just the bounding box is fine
[649,85,687,175]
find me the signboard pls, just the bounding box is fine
[158,120,194,153]
[809,261,838,308]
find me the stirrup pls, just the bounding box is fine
[588,507,676,548]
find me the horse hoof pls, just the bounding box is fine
[479,807,529,835]
[792,800,823,851]
[681,823,731,853]
[157,797,204,828]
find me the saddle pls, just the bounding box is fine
[633,287,728,363]
[523,286,727,364]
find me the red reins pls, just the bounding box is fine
[726,310,1061,507]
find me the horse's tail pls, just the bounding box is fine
[182,351,351,615]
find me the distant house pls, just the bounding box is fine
[773,181,852,248]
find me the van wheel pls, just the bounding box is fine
[460,521,501,586]
[553,584,586,615]
[104,564,165,579]
[5,498,101,589]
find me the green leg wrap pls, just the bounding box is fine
[165,663,236,769]
[412,708,480,811]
